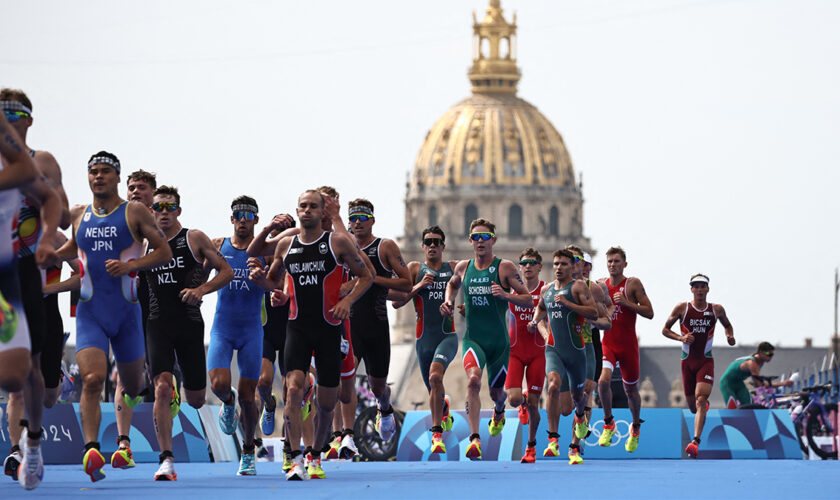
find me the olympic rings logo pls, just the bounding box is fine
[584,419,633,447]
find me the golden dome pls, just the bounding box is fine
[410,0,575,190]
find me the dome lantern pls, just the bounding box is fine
[469,0,520,95]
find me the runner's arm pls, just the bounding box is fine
[34,151,71,230]
[715,303,736,345]
[113,202,173,273]
[496,260,534,307]
[389,261,420,308]
[662,303,689,342]
[564,280,598,320]
[441,260,466,316]
[55,206,84,262]
[20,173,61,268]
[184,229,234,299]
[626,277,654,319]
[262,236,292,290]
[0,116,37,190]
[246,215,295,257]
[377,239,412,292]
[587,283,612,330]
[331,233,374,319]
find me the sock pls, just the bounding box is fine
[469,433,481,441]
[159,450,173,464]
[527,440,537,448]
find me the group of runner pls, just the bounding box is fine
[0,88,788,491]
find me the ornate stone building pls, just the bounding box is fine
[392,1,592,408]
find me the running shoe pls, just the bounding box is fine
[339,434,359,460]
[685,440,698,458]
[375,406,397,441]
[83,448,106,482]
[307,456,325,479]
[4,449,22,481]
[282,450,293,472]
[154,458,177,481]
[568,446,583,465]
[488,410,505,437]
[598,420,616,447]
[324,435,341,460]
[260,394,277,436]
[543,437,559,457]
[218,389,239,435]
[573,413,588,439]
[170,383,181,420]
[18,439,44,490]
[518,404,529,425]
[301,373,315,421]
[0,290,18,344]
[441,395,454,431]
[237,452,256,476]
[430,432,446,454]
[123,392,143,409]
[286,455,309,481]
[465,437,481,460]
[110,446,135,469]
[520,445,536,463]
[625,425,640,453]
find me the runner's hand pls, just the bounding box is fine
[612,292,629,306]
[440,300,454,317]
[682,333,695,345]
[105,259,134,277]
[457,304,466,317]
[35,241,59,269]
[270,289,289,307]
[179,288,203,306]
[490,281,506,298]
[329,297,352,320]
[339,280,355,298]
[417,272,434,289]
[269,214,294,231]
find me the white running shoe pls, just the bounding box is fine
[18,437,43,490]
[378,410,396,441]
[154,458,177,481]
[285,455,309,481]
[218,389,239,435]
[339,434,359,459]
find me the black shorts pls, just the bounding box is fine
[40,293,64,388]
[350,315,390,379]
[284,320,341,388]
[262,302,288,375]
[591,327,603,381]
[18,256,46,355]
[146,316,206,391]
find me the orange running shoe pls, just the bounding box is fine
[518,404,529,425]
[685,439,699,458]
[520,445,536,463]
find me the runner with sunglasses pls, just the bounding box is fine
[207,195,272,476]
[597,246,653,453]
[530,249,599,463]
[719,342,789,410]
[54,151,172,482]
[391,226,460,454]
[345,198,412,443]
[143,186,233,480]
[662,273,735,457]
[503,247,545,463]
[1,90,68,489]
[441,218,533,460]
[558,245,612,464]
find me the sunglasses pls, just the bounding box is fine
[762,351,774,357]
[152,201,179,213]
[232,211,256,221]
[469,232,495,242]
[3,110,30,123]
[348,214,372,223]
[519,259,539,266]
[573,255,584,263]
[423,238,444,247]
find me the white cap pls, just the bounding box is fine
[583,252,592,264]
[689,275,709,285]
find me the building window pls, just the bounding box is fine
[549,205,559,236]
[509,204,522,237]
[464,204,478,235]
[428,205,438,227]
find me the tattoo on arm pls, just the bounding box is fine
[3,133,23,154]
[157,229,165,239]
[514,273,524,285]
[397,255,406,267]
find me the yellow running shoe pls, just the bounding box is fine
[430,432,446,454]
[441,396,454,432]
[324,435,341,460]
[302,400,312,422]
[598,420,616,447]
[0,291,18,344]
[568,445,583,465]
[543,437,559,457]
[625,425,640,453]
[465,438,481,460]
[488,411,505,437]
[82,448,106,482]
[307,457,325,479]
[573,413,588,440]
[110,447,135,469]
[170,383,181,420]
[282,450,292,472]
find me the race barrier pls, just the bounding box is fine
[396,408,802,460]
[0,403,209,464]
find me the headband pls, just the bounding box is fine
[87,156,121,174]
[232,204,258,214]
[348,205,373,216]
[0,101,31,114]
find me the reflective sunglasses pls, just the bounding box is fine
[152,201,179,213]
[762,351,774,357]
[469,232,494,241]
[348,214,372,223]
[519,259,539,266]
[573,255,584,263]
[232,210,256,221]
[422,238,444,247]
[3,110,29,123]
